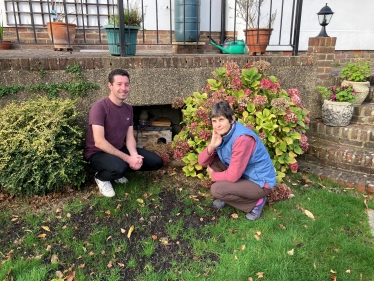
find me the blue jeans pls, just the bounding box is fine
[88,146,163,181]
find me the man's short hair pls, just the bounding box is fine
[108,69,130,84]
[209,100,234,122]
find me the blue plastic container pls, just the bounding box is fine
[103,25,139,56]
[174,0,200,42]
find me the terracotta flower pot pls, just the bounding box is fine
[0,40,12,50]
[47,22,76,51]
[321,100,354,127]
[244,28,273,56]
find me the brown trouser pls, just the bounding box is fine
[209,156,271,213]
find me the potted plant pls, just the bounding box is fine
[340,55,371,105]
[317,85,356,127]
[46,5,78,51]
[0,10,11,50]
[103,2,143,56]
[235,0,277,55]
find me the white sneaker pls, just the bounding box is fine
[114,176,129,184]
[95,177,115,197]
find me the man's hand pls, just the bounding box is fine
[127,154,144,170]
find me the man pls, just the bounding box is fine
[84,69,163,197]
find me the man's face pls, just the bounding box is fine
[108,75,130,101]
[211,115,232,136]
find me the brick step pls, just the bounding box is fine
[299,136,374,174]
[308,120,374,149]
[297,159,374,193]
[352,101,374,125]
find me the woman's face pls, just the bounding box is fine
[211,115,234,136]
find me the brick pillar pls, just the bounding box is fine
[307,37,337,87]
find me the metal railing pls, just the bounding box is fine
[4,0,303,56]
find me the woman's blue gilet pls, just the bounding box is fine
[216,121,276,188]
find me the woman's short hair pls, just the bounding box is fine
[210,101,234,122]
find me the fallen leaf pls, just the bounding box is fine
[231,213,239,219]
[303,209,315,220]
[330,275,337,281]
[55,271,64,278]
[314,263,316,269]
[200,218,204,221]
[106,236,112,241]
[118,262,125,267]
[254,234,261,241]
[38,233,47,238]
[234,255,238,260]
[66,270,76,281]
[345,269,351,273]
[51,254,59,263]
[137,198,144,204]
[55,208,62,213]
[66,213,71,218]
[364,199,368,210]
[279,224,286,229]
[159,237,169,244]
[88,251,95,256]
[330,269,336,274]
[127,225,135,239]
[11,215,19,221]
[46,245,51,251]
[241,245,246,251]
[248,278,253,281]
[78,263,85,268]
[152,235,157,240]
[115,204,121,210]
[105,210,111,215]
[120,228,126,234]
[41,226,50,232]
[211,216,216,221]
[256,272,264,278]
[107,261,113,268]
[287,249,294,255]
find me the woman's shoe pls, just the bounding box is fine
[246,197,267,221]
[212,199,226,210]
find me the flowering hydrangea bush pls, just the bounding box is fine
[171,61,310,184]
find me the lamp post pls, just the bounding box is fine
[317,3,334,37]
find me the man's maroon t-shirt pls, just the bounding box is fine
[84,97,133,159]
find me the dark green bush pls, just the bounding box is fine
[0,97,86,195]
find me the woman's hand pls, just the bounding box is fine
[207,130,222,154]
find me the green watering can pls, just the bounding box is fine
[208,36,247,54]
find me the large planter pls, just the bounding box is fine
[103,25,139,56]
[321,100,354,127]
[0,40,12,50]
[174,0,200,42]
[47,22,76,51]
[244,28,273,56]
[341,80,370,105]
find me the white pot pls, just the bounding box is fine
[341,80,370,105]
[321,100,354,127]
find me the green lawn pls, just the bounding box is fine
[0,168,373,281]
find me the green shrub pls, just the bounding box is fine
[0,96,86,195]
[171,61,310,184]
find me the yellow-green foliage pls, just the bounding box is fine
[0,96,86,195]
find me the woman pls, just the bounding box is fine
[198,101,276,220]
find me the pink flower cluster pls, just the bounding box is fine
[244,88,253,96]
[226,95,237,105]
[253,95,267,107]
[224,61,241,78]
[287,88,303,108]
[173,141,191,162]
[198,130,212,141]
[260,78,280,93]
[212,89,228,101]
[229,77,243,91]
[289,162,299,173]
[299,133,309,153]
[196,108,210,124]
[267,183,293,202]
[284,110,298,123]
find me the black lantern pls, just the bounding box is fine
[317,3,334,37]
